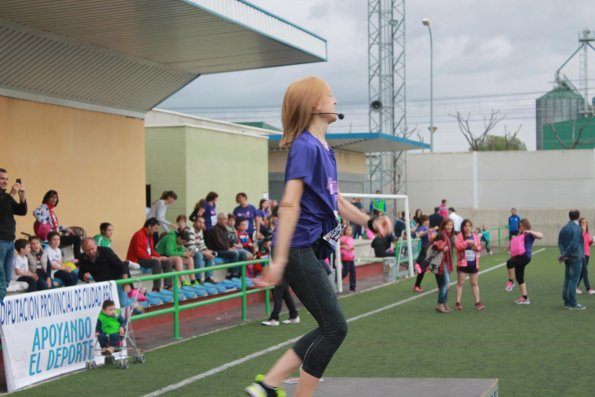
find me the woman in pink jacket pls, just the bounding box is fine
[577,217,594,295]
[432,218,455,313]
[454,219,485,310]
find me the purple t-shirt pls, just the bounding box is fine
[233,204,258,235]
[275,131,339,250]
[202,202,217,230]
[256,209,269,220]
[524,233,536,259]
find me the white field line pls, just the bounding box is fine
[142,248,546,397]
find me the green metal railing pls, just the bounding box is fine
[115,259,272,339]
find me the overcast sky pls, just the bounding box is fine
[160,0,595,151]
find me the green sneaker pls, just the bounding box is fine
[244,375,286,397]
[182,281,191,287]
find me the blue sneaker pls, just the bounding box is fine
[244,375,286,397]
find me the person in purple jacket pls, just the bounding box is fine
[233,192,259,237]
[244,77,391,397]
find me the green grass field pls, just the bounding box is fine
[15,247,595,396]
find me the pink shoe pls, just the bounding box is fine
[413,286,424,293]
[515,297,531,305]
[505,281,514,292]
[455,302,463,311]
[576,288,583,295]
[588,289,595,295]
[474,302,486,311]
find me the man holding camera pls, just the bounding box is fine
[0,168,27,301]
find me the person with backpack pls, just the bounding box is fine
[507,218,543,305]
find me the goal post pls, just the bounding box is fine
[337,193,414,292]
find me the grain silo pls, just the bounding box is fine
[535,86,583,149]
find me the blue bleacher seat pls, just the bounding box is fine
[181,286,198,299]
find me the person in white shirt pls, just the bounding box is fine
[147,191,177,233]
[448,207,464,233]
[45,232,78,287]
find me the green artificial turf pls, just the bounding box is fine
[15,247,595,397]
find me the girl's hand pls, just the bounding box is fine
[255,261,284,287]
[372,216,392,237]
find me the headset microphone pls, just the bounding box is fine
[313,112,345,120]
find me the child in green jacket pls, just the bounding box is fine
[96,299,126,355]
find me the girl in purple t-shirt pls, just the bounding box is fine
[244,77,390,397]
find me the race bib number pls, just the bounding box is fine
[465,249,476,262]
[321,212,342,249]
[210,215,217,227]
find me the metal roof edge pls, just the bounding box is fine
[147,109,272,138]
[330,132,431,149]
[184,0,327,61]
[267,132,430,149]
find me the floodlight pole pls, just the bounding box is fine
[422,18,435,152]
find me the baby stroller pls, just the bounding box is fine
[86,284,145,370]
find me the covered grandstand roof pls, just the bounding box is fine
[267,132,431,153]
[0,0,327,117]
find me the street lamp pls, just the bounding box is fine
[422,18,435,152]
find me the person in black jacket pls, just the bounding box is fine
[0,168,27,301]
[428,206,444,229]
[206,213,239,278]
[79,238,134,307]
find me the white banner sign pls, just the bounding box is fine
[0,281,120,392]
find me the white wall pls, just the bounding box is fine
[406,149,595,246]
[407,150,595,210]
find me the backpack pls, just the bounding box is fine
[510,234,526,257]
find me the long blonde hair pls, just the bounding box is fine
[280,76,330,148]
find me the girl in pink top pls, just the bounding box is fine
[577,218,594,295]
[340,225,356,292]
[454,219,485,310]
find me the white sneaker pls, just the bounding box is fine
[282,316,301,324]
[577,288,583,295]
[261,319,280,326]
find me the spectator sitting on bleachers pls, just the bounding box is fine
[45,231,78,287]
[79,238,139,309]
[237,219,255,253]
[13,238,46,292]
[126,218,173,292]
[185,216,216,284]
[227,214,253,263]
[237,219,256,277]
[33,190,82,259]
[27,236,52,290]
[257,214,272,246]
[93,222,113,248]
[206,213,240,278]
[156,229,198,287]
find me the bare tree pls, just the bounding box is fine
[450,110,505,151]
[503,124,522,150]
[547,117,594,149]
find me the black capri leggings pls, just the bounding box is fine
[506,255,531,285]
[283,247,348,378]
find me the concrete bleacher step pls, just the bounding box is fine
[282,377,498,397]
